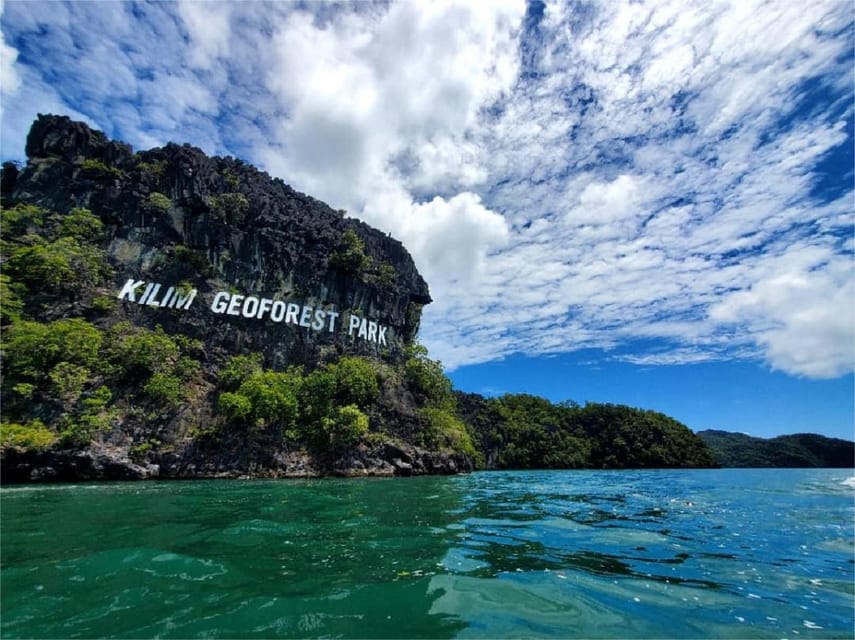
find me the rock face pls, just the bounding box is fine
[1,115,473,483]
[10,114,430,368]
[0,441,472,483]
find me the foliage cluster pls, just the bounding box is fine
[173,245,213,277]
[405,344,453,404]
[221,168,240,190]
[329,229,399,287]
[0,202,124,451]
[372,262,397,287]
[0,274,24,323]
[0,315,114,446]
[145,192,172,214]
[219,370,301,431]
[4,318,102,381]
[80,158,123,179]
[0,201,211,453]
[91,294,116,313]
[207,192,249,224]
[0,420,57,452]
[405,302,423,328]
[459,393,717,470]
[1,313,203,450]
[1,202,45,235]
[1,204,112,298]
[330,228,371,273]
[215,354,378,454]
[403,344,478,460]
[137,158,168,177]
[60,385,114,446]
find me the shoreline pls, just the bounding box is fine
[0,440,474,485]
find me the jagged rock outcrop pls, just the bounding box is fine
[8,114,430,368]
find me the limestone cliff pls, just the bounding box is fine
[0,115,473,482]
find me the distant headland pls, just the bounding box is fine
[697,430,854,468]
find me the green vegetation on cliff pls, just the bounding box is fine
[698,430,854,468]
[2,203,112,294]
[0,114,461,481]
[213,354,377,453]
[0,202,471,478]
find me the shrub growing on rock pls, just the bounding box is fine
[404,343,453,406]
[106,322,180,377]
[145,192,172,214]
[3,318,103,381]
[218,370,301,433]
[6,236,112,293]
[0,420,57,452]
[327,356,379,408]
[0,203,46,237]
[219,353,264,391]
[219,392,253,423]
[298,367,336,426]
[321,404,369,451]
[143,372,185,406]
[57,207,104,241]
[330,228,371,272]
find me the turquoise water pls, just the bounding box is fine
[1,469,853,638]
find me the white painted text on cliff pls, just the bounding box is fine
[116,278,389,345]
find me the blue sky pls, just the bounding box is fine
[1,0,853,439]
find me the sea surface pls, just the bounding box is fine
[1,469,853,639]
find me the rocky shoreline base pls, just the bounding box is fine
[1,441,473,484]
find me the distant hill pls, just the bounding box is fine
[697,430,854,468]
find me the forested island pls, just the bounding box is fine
[0,116,846,483]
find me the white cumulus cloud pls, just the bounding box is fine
[258,1,524,302]
[710,250,854,378]
[177,0,231,70]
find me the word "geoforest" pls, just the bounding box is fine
[210,291,387,345]
[211,292,339,331]
[116,279,390,345]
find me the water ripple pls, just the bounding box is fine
[2,469,852,638]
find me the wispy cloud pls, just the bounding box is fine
[1,0,851,378]
[422,0,853,377]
